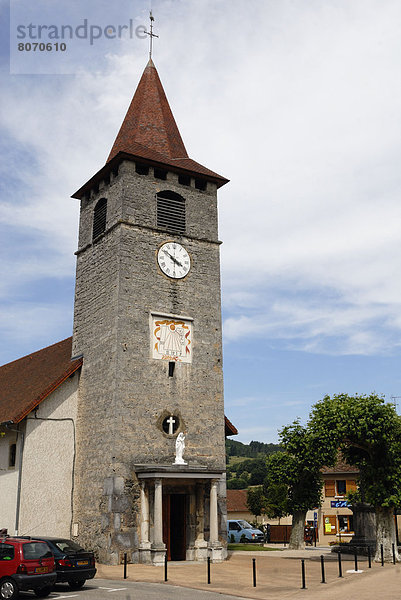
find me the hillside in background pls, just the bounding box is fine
[226,439,281,458]
[225,439,282,489]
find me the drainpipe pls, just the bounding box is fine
[1,421,25,535]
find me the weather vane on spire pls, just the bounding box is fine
[145,10,158,60]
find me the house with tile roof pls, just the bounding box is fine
[0,54,237,565]
[226,463,361,546]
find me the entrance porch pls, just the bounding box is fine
[135,465,226,565]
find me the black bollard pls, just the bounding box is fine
[301,559,306,589]
[164,554,168,582]
[381,544,384,566]
[252,558,256,587]
[320,555,326,584]
[123,553,127,579]
[354,547,358,572]
[207,556,211,584]
[338,551,343,577]
[368,545,372,568]
[392,543,396,564]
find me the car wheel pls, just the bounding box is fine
[0,578,18,600]
[68,580,85,590]
[34,586,53,598]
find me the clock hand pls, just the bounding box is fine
[163,250,183,267]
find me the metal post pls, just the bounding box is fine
[338,551,343,577]
[368,545,372,568]
[320,555,326,583]
[252,558,256,587]
[381,544,384,566]
[301,559,306,589]
[392,543,396,564]
[207,556,211,584]
[164,554,168,582]
[354,547,358,572]
[123,553,127,579]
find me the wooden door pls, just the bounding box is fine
[162,494,187,561]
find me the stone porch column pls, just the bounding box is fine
[194,482,207,560]
[208,479,224,562]
[139,482,151,562]
[151,478,165,565]
[209,479,219,546]
[153,478,164,547]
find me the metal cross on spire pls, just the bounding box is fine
[145,10,159,59]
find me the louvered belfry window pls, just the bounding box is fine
[92,197,107,239]
[157,191,186,234]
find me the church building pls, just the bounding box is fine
[0,57,236,565]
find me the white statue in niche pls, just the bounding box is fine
[174,432,187,465]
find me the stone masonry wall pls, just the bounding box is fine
[72,160,226,563]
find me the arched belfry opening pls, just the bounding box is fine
[92,197,107,240]
[156,190,186,234]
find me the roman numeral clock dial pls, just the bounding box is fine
[157,242,191,279]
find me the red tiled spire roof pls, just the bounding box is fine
[108,59,188,162]
[73,61,228,198]
[0,337,82,425]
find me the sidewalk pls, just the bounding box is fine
[96,548,401,599]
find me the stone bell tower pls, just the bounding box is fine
[71,59,229,565]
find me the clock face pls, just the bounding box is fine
[157,242,191,279]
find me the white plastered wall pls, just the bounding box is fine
[17,370,79,538]
[0,430,19,533]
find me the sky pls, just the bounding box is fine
[1,0,401,443]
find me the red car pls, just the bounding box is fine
[0,536,56,599]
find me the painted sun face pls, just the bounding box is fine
[157,243,191,279]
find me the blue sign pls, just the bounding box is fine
[331,500,348,508]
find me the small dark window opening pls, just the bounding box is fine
[168,361,175,377]
[178,174,191,186]
[157,190,186,233]
[104,174,110,186]
[136,163,149,175]
[112,166,119,178]
[162,415,180,435]
[336,480,346,495]
[195,178,207,191]
[92,197,107,239]
[93,183,99,194]
[9,443,16,468]
[154,168,167,180]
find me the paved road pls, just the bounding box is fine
[19,579,249,600]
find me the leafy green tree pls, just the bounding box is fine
[263,480,288,523]
[265,420,336,549]
[234,458,268,485]
[309,393,401,562]
[227,477,249,490]
[246,486,266,518]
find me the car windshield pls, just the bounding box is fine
[22,542,52,559]
[237,520,252,529]
[53,539,85,554]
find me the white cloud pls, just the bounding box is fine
[2,0,401,362]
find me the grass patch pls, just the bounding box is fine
[227,456,250,466]
[228,544,281,552]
